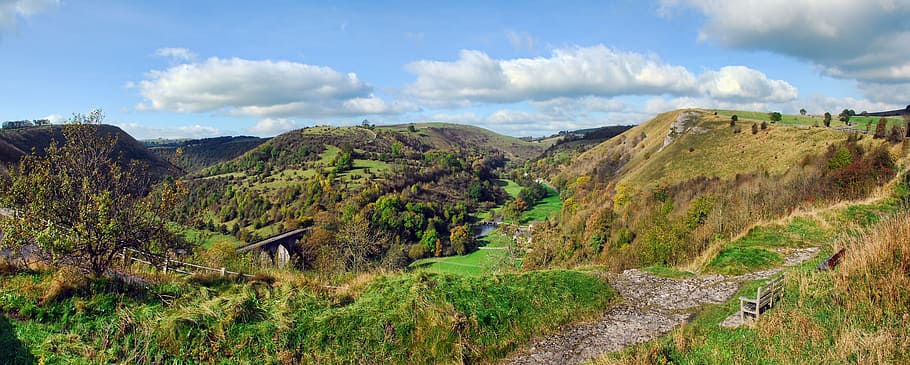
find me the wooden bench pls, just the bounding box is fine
[740,274,785,321]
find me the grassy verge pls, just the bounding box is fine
[0,268,614,364]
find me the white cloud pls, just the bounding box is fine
[405,46,699,105]
[698,66,798,103]
[115,122,223,140]
[0,0,58,34]
[404,46,796,106]
[136,57,415,118]
[505,30,537,51]
[246,118,298,136]
[793,95,905,116]
[155,47,197,62]
[41,113,65,124]
[660,0,910,84]
[643,96,768,115]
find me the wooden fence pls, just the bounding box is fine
[118,248,254,278]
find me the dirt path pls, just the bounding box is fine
[501,247,819,365]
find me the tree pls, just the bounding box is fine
[449,225,474,255]
[0,110,186,275]
[800,108,807,116]
[768,112,782,122]
[874,118,888,139]
[839,109,853,125]
[335,213,386,272]
[823,112,832,127]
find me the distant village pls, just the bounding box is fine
[2,119,51,129]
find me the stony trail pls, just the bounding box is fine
[501,247,819,365]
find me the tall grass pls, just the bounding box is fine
[0,268,614,364]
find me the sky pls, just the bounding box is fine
[1,0,909,139]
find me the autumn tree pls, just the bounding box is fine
[449,224,474,255]
[335,213,387,272]
[873,118,888,139]
[0,110,186,275]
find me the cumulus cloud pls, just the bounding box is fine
[0,0,58,34]
[660,0,910,84]
[135,57,416,118]
[246,118,298,136]
[115,122,223,140]
[155,47,197,62]
[698,66,798,103]
[404,46,796,106]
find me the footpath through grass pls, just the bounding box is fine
[0,268,615,364]
[596,190,910,364]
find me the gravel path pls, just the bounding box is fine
[501,247,820,365]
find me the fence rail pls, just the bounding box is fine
[118,248,254,278]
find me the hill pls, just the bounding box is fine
[145,136,266,173]
[378,122,549,162]
[525,109,901,271]
[175,123,544,268]
[0,125,177,179]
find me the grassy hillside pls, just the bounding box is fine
[379,122,550,162]
[146,136,266,173]
[529,108,901,272]
[0,124,177,179]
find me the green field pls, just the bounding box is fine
[521,185,562,223]
[713,109,904,130]
[411,230,517,275]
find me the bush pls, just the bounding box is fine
[751,123,759,134]
[730,115,738,126]
[761,121,768,130]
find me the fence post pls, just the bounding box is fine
[163,258,169,274]
[220,267,226,276]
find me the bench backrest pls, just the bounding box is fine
[754,274,785,306]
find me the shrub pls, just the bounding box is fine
[730,115,738,126]
[751,123,759,134]
[761,121,768,130]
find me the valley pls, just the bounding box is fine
[1,108,909,364]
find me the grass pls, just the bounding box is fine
[575,109,883,187]
[703,218,829,275]
[521,185,562,223]
[0,268,614,364]
[496,179,522,198]
[410,230,517,276]
[176,225,246,249]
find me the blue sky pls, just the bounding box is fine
[1,0,908,139]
